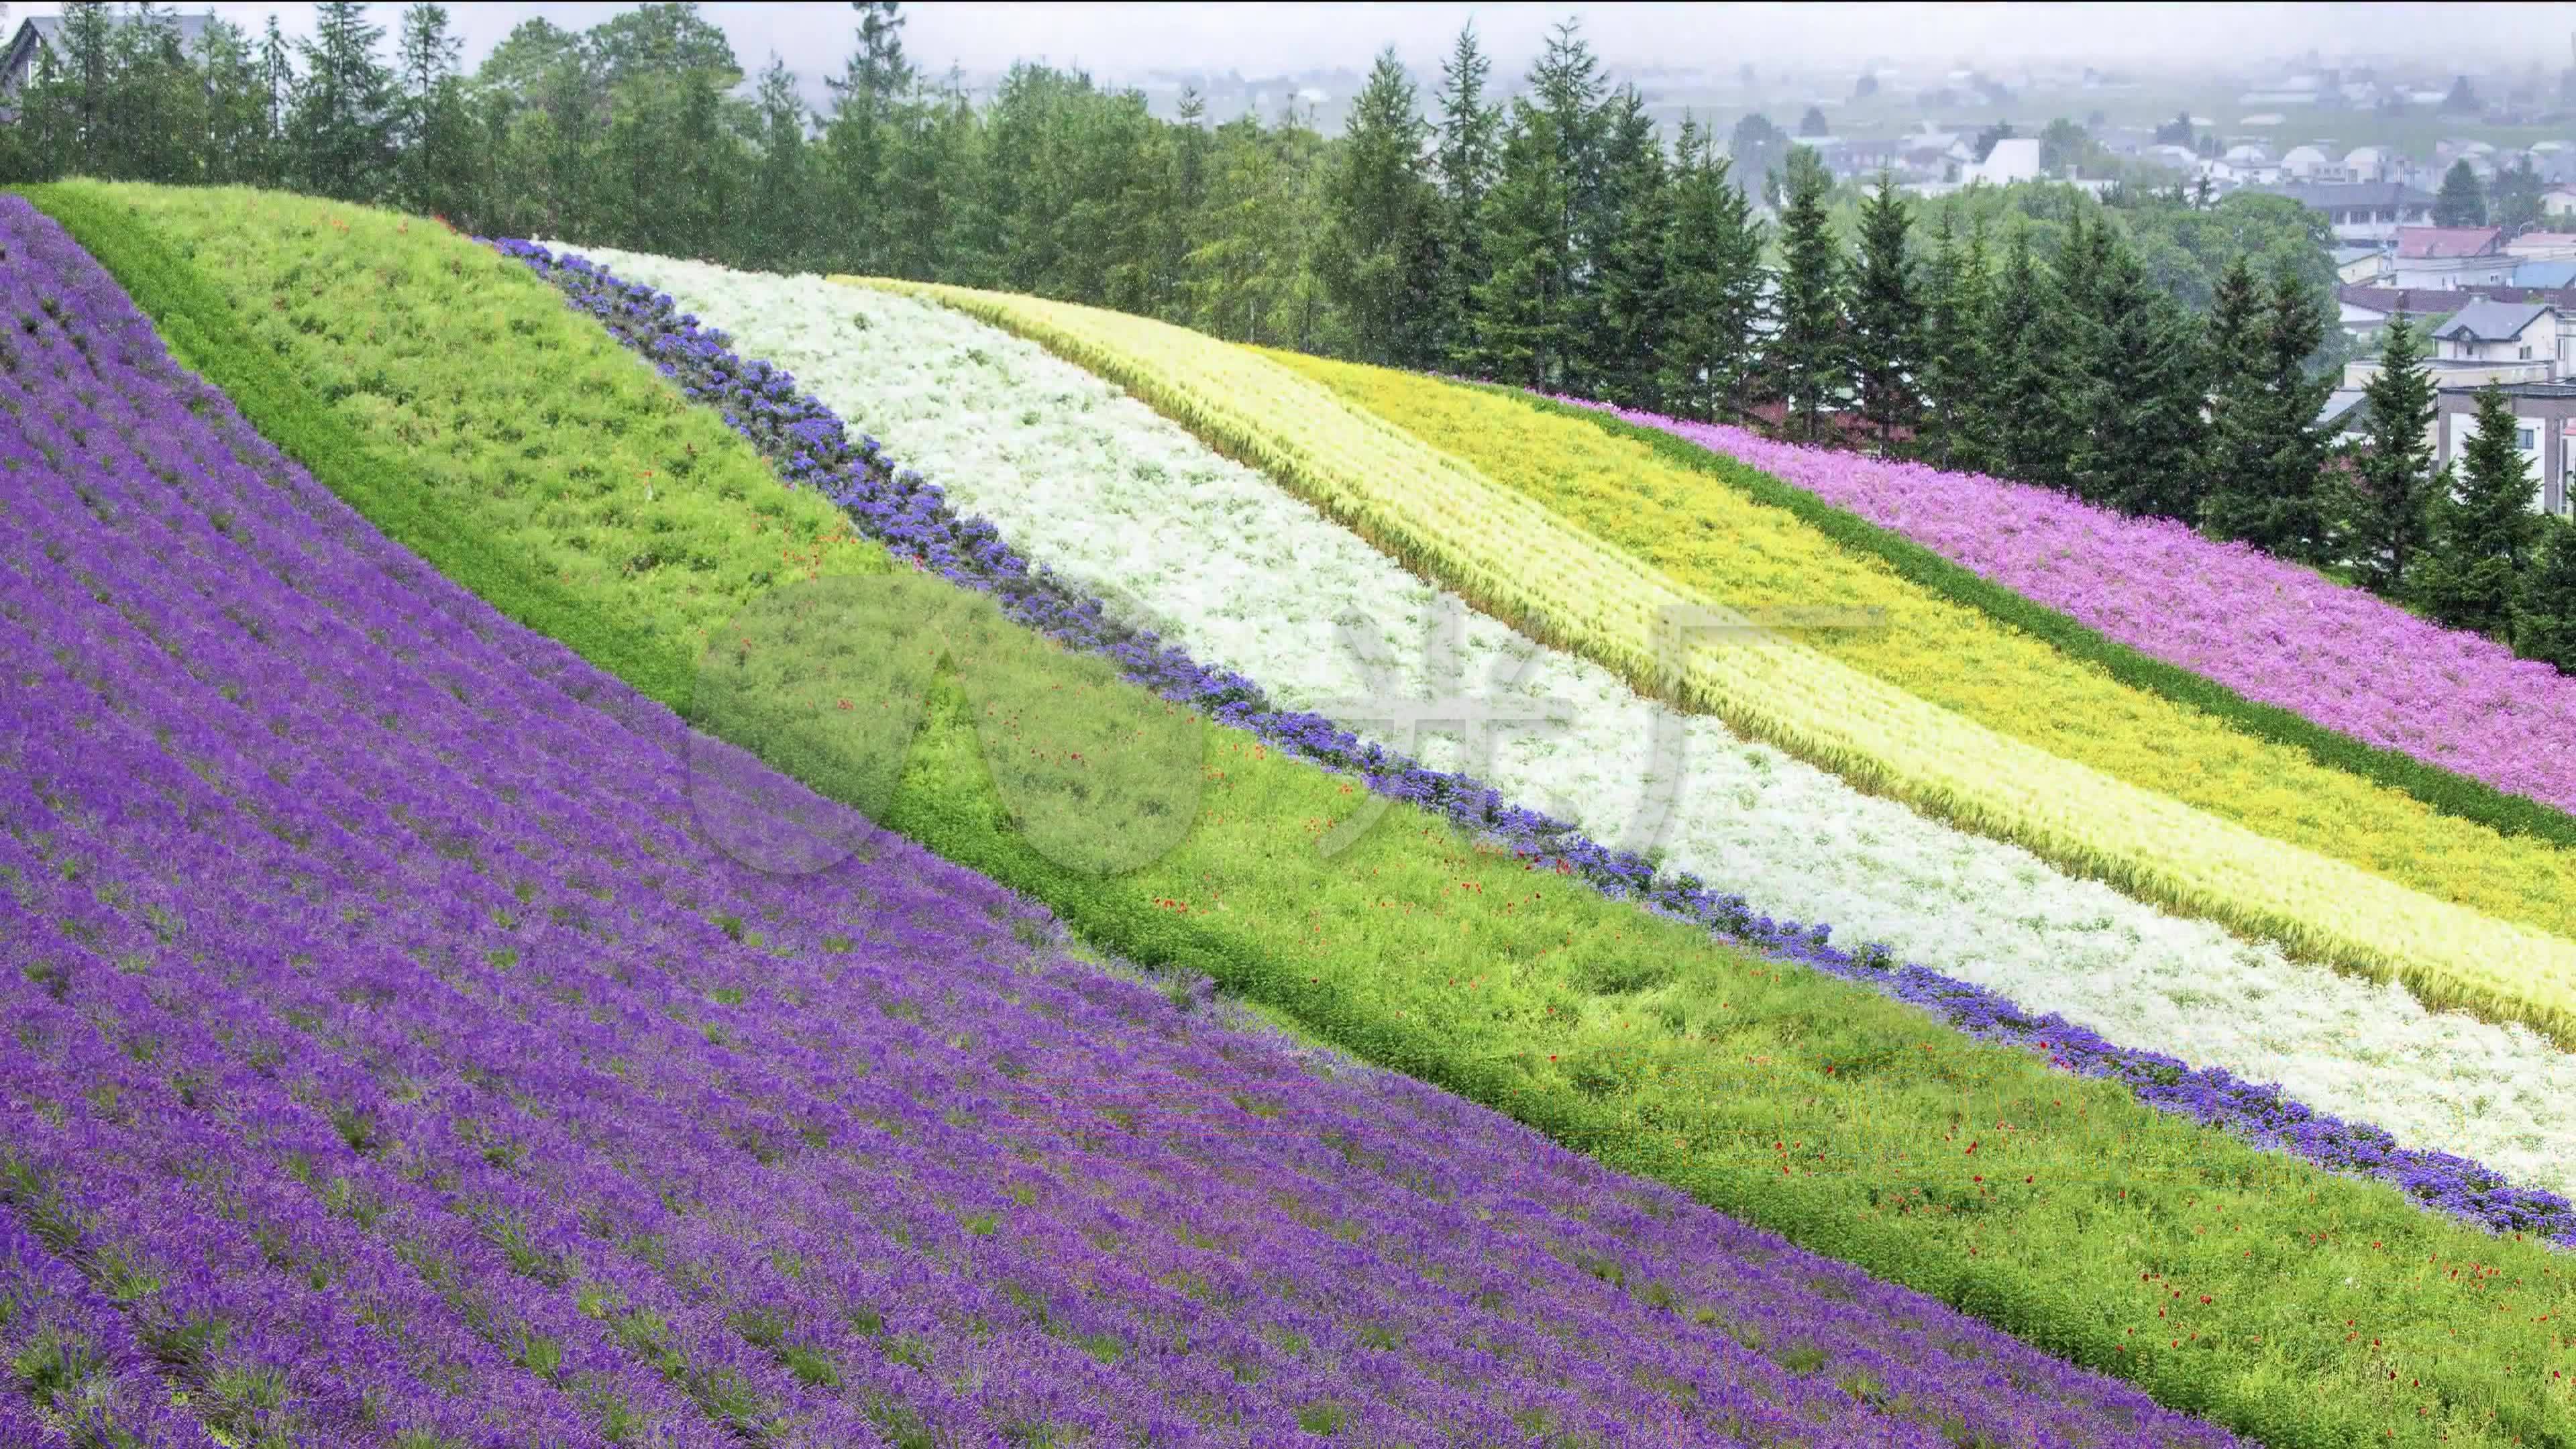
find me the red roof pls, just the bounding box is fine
[2396,225,2503,259]
[2510,231,2576,248]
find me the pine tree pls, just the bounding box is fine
[105,2,197,182]
[21,3,117,178]
[1845,170,1919,449]
[1986,226,2077,490]
[2432,159,2487,227]
[1430,23,1501,373]
[1766,144,1846,443]
[1658,115,1763,422]
[196,19,274,188]
[1916,209,1994,472]
[1587,87,1674,410]
[2202,262,2337,563]
[1315,48,1437,368]
[288,1,398,201]
[822,1,914,274]
[394,5,476,219]
[1525,18,1608,394]
[2513,517,2576,671]
[747,56,816,272]
[2073,237,2206,517]
[1466,101,1576,388]
[2417,384,2540,636]
[2345,313,2441,595]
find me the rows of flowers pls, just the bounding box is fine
[0,197,2258,1446]
[504,239,2576,1246]
[570,247,2576,1208]
[1636,409,2576,816]
[845,276,2576,1053]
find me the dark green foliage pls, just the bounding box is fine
[2416,384,2541,637]
[2345,314,2441,596]
[1657,116,1762,423]
[1314,49,1438,369]
[2433,158,2487,227]
[1587,88,1675,411]
[1766,144,1845,442]
[1984,228,2077,491]
[1428,23,1501,371]
[288,1,399,201]
[2069,230,2206,519]
[1913,209,1991,472]
[2201,259,2337,564]
[2513,517,2576,670]
[1844,172,1919,447]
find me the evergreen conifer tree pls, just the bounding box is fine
[2433,159,2487,227]
[1316,48,1438,368]
[1766,144,1846,442]
[1985,226,2077,490]
[1658,115,1763,422]
[2513,517,2576,671]
[1845,170,1921,449]
[2202,262,2337,563]
[2417,384,2541,636]
[288,1,398,201]
[1430,23,1502,373]
[2346,313,2441,595]
[2074,237,2207,517]
[1467,101,1576,387]
[1589,88,1675,409]
[1916,210,1994,472]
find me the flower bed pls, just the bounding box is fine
[580,247,2576,1208]
[0,193,2255,1449]
[1631,409,2576,817]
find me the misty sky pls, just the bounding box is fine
[11,1,2572,78]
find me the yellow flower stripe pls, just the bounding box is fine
[843,274,2576,1050]
[1264,349,2576,945]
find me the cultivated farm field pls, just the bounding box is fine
[7,177,2576,1448]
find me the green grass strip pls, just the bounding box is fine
[21,181,698,710]
[42,180,2576,1449]
[1503,384,2576,853]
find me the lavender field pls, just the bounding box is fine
[0,201,2251,1445]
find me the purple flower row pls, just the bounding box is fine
[1607,405,2576,814]
[495,237,2576,1248]
[0,195,2233,1444]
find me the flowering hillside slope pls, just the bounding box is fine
[0,197,2270,1448]
[589,247,2576,1203]
[869,276,2576,1052]
[42,180,2576,1447]
[1641,413,2576,815]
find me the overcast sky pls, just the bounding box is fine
[12,2,2573,78]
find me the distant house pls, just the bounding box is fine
[2249,180,2435,243]
[2390,225,2514,290]
[2433,383,2576,517]
[1,12,212,117]
[2334,244,2391,286]
[1966,136,2041,186]
[2342,146,2400,184]
[2544,186,2576,219]
[2429,298,2560,367]
[2508,231,2576,263]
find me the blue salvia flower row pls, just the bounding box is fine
[494,237,2576,1248]
[0,194,2235,1446]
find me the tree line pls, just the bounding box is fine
[8,0,2564,665]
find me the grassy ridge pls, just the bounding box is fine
[41,182,2576,1448]
[867,276,2576,1053]
[1508,386,2576,854]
